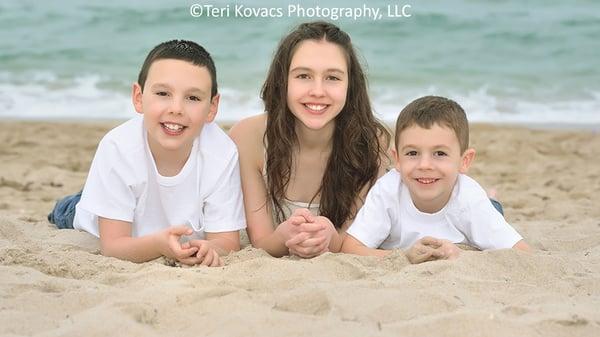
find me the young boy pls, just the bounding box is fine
[48,40,246,267]
[341,96,530,263]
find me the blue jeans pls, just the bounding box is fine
[47,191,82,229]
[490,198,504,216]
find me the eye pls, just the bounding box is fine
[155,91,168,97]
[434,151,448,157]
[295,73,310,79]
[405,150,418,156]
[188,95,201,102]
[326,75,341,81]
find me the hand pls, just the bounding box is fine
[188,240,224,267]
[435,240,461,260]
[160,225,201,266]
[286,216,334,258]
[406,237,461,264]
[274,208,320,241]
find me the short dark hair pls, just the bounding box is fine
[137,39,218,97]
[395,96,469,153]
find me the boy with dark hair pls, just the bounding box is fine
[49,40,246,266]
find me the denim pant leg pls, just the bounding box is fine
[490,198,504,216]
[47,191,82,229]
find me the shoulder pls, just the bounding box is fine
[227,114,266,166]
[198,122,239,162]
[370,169,402,197]
[450,174,490,209]
[228,114,267,145]
[96,116,144,159]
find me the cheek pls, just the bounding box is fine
[331,84,348,104]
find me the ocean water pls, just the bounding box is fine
[1,0,599,126]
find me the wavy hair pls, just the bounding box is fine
[261,21,390,229]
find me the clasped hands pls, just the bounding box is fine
[278,208,334,258]
[161,225,223,267]
[406,236,461,264]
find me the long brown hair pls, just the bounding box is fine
[261,21,390,228]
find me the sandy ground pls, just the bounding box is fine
[1,120,599,337]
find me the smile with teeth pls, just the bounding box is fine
[161,122,186,134]
[416,178,439,184]
[304,103,328,112]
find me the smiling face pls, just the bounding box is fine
[132,59,219,161]
[286,39,348,132]
[393,123,475,213]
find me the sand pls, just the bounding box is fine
[1,120,599,336]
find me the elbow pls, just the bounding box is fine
[512,239,532,252]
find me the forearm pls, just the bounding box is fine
[252,231,289,257]
[512,239,532,252]
[328,229,345,253]
[341,234,389,257]
[100,233,164,263]
[206,231,241,255]
[344,243,389,257]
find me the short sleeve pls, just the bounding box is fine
[456,177,523,250]
[77,139,137,222]
[201,151,247,233]
[346,180,393,249]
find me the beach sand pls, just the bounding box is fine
[1,121,599,336]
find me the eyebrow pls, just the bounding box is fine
[289,66,346,74]
[150,83,208,96]
[401,144,451,150]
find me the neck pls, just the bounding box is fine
[147,135,193,177]
[294,121,335,151]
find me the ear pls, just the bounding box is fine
[132,83,143,114]
[391,147,401,171]
[459,148,476,173]
[206,94,220,123]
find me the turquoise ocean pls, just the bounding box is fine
[1,0,599,126]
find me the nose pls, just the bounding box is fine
[308,78,325,97]
[417,154,433,169]
[169,97,184,115]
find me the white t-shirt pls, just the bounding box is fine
[74,116,246,238]
[346,170,522,250]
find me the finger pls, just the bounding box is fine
[181,242,191,250]
[169,224,194,236]
[170,236,198,258]
[428,248,446,260]
[178,255,202,266]
[176,246,199,260]
[297,235,327,248]
[209,251,221,267]
[420,236,443,248]
[297,222,326,233]
[285,232,311,247]
[196,243,209,260]
[201,249,214,266]
[293,244,323,258]
[292,208,314,222]
[288,215,310,227]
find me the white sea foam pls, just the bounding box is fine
[372,86,600,127]
[1,74,599,128]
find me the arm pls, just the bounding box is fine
[98,217,200,264]
[513,239,532,252]
[229,115,291,257]
[341,234,390,257]
[186,231,241,267]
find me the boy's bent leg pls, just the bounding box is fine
[490,198,504,216]
[47,191,82,229]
